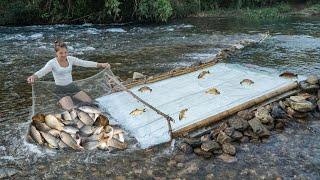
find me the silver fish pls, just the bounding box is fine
[60,132,83,150]
[77,111,94,125]
[62,111,72,121]
[45,114,64,131]
[80,125,94,136]
[30,125,43,145]
[107,138,127,150]
[69,109,78,119]
[58,140,68,149]
[78,106,101,114]
[63,126,79,134]
[114,133,125,143]
[76,119,85,129]
[48,129,61,137]
[83,141,100,150]
[129,108,146,116]
[34,122,51,132]
[61,119,77,126]
[40,132,59,148]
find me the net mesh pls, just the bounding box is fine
[31,68,123,115]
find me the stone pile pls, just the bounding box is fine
[178,75,320,161]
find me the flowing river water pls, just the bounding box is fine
[0,16,319,179]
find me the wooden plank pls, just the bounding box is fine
[172,82,299,137]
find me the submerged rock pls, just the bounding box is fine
[0,168,18,179]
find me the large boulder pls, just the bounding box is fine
[255,107,274,124]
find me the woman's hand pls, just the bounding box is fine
[97,63,111,69]
[27,75,38,84]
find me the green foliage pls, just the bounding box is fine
[137,0,173,22]
[170,0,200,17]
[105,0,121,20]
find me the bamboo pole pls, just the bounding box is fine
[172,82,299,137]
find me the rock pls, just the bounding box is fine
[317,99,320,111]
[193,148,212,158]
[290,95,306,102]
[206,173,214,180]
[210,122,228,138]
[311,111,320,119]
[271,102,288,119]
[125,78,133,84]
[223,127,234,137]
[178,142,193,154]
[228,117,249,131]
[237,110,254,120]
[299,81,319,92]
[275,122,284,130]
[201,141,221,152]
[222,143,236,155]
[279,100,287,110]
[213,149,223,155]
[200,134,211,142]
[250,138,261,144]
[231,131,243,140]
[306,75,319,85]
[217,154,237,163]
[287,98,315,112]
[248,118,270,137]
[240,136,249,143]
[255,107,274,124]
[183,138,202,148]
[286,107,308,118]
[216,131,232,144]
[0,168,18,179]
[132,72,145,80]
[318,89,320,99]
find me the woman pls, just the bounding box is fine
[27,40,110,110]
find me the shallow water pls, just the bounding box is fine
[0,16,320,178]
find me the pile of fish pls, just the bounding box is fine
[28,105,127,151]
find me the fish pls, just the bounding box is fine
[82,132,104,142]
[198,70,210,79]
[40,132,59,148]
[113,127,124,135]
[93,115,109,127]
[83,141,100,150]
[60,132,83,150]
[45,114,64,131]
[34,122,51,132]
[240,79,254,86]
[32,114,45,124]
[129,108,146,116]
[93,126,104,135]
[138,86,152,93]
[205,88,220,95]
[88,113,95,120]
[61,119,77,126]
[179,109,188,120]
[63,126,79,134]
[114,133,125,143]
[69,109,78,119]
[78,106,101,114]
[93,113,99,121]
[30,125,43,145]
[76,119,85,129]
[62,111,72,121]
[80,125,94,136]
[48,129,61,137]
[77,111,94,125]
[279,71,298,78]
[107,138,127,150]
[58,140,69,149]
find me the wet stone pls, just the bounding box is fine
[287,98,315,112]
[271,102,288,119]
[223,127,234,137]
[299,81,319,92]
[222,143,236,156]
[177,142,193,154]
[200,134,211,142]
[275,122,285,130]
[132,72,145,80]
[231,130,243,140]
[306,75,319,85]
[255,107,274,124]
[286,107,308,118]
[237,110,254,120]
[217,154,237,163]
[183,138,202,148]
[248,118,270,137]
[228,117,249,131]
[201,141,221,152]
[213,149,223,155]
[193,148,212,158]
[216,131,232,144]
[240,136,249,143]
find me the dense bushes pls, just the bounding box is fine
[0,0,318,25]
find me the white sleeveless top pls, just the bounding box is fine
[34,56,97,86]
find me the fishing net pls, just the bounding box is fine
[31,68,122,115]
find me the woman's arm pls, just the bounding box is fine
[71,56,110,68]
[27,61,52,84]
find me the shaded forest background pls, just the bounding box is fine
[0,0,318,25]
